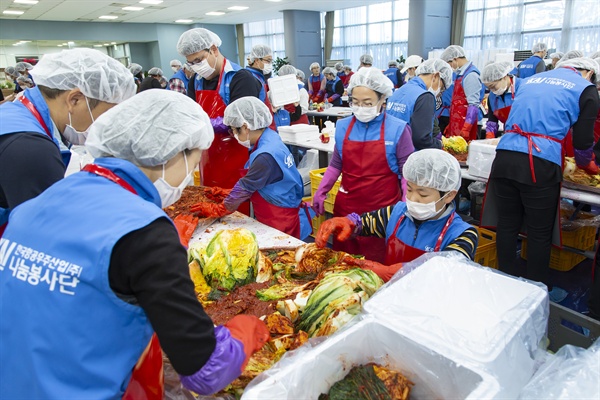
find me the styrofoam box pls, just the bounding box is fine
[363,256,549,399]
[242,315,501,400]
[467,138,500,179]
[268,74,300,107]
[277,124,319,135]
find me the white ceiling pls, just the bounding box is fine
[0,0,385,25]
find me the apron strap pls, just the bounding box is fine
[18,96,53,140]
[82,164,138,195]
[506,124,562,183]
[390,211,455,252]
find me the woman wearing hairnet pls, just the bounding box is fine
[193,97,310,239]
[341,65,354,87]
[549,52,564,69]
[307,62,326,103]
[517,42,548,79]
[140,67,164,92]
[245,44,278,131]
[323,67,345,106]
[481,57,599,303]
[313,68,414,262]
[129,63,144,93]
[386,59,453,150]
[0,90,269,399]
[315,149,479,282]
[278,65,309,125]
[481,61,522,139]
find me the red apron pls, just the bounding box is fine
[333,116,402,263]
[385,214,455,264]
[284,103,309,125]
[446,69,479,141]
[81,164,163,400]
[309,76,324,103]
[492,78,515,123]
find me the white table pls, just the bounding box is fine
[189,211,304,250]
[306,106,353,118]
[279,130,336,168]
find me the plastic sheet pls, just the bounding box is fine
[242,314,500,399]
[363,252,549,399]
[519,339,600,400]
[560,200,600,230]
[297,149,319,197]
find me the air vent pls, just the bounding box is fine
[109,3,129,7]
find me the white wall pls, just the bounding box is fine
[0,44,109,68]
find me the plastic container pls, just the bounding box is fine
[242,315,501,400]
[473,227,498,269]
[309,168,341,214]
[363,254,549,399]
[467,138,500,179]
[267,74,300,107]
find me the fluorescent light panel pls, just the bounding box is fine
[206,11,224,16]
[175,19,193,23]
[123,6,144,11]
[228,6,248,10]
[3,10,25,15]
[14,0,38,4]
[99,15,118,19]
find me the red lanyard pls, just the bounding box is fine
[82,164,138,195]
[18,96,53,140]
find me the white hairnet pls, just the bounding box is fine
[223,96,273,130]
[347,67,393,99]
[388,60,398,67]
[403,148,461,192]
[360,54,373,65]
[177,28,222,56]
[278,65,296,76]
[31,49,136,104]
[481,61,514,83]
[401,55,423,73]
[440,45,466,62]
[296,69,305,80]
[86,90,213,167]
[5,66,16,76]
[557,57,600,83]
[323,67,336,76]
[16,76,33,85]
[560,50,584,62]
[148,67,163,76]
[249,44,272,63]
[170,59,182,67]
[532,42,548,53]
[416,59,453,89]
[310,62,320,70]
[590,51,600,60]
[344,65,352,71]
[15,62,33,72]
[129,63,142,75]
[335,62,343,70]
[549,52,564,60]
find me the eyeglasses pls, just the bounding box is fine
[187,49,210,66]
[260,58,273,64]
[349,98,378,108]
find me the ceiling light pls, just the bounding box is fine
[103,43,110,46]
[68,41,75,45]
[206,11,225,16]
[19,40,31,43]
[99,15,118,19]
[3,10,25,15]
[139,0,163,4]
[265,0,282,2]
[175,19,193,23]
[110,42,117,44]
[57,45,63,47]
[14,0,38,4]
[228,6,248,10]
[62,42,68,45]
[93,44,103,47]
[123,6,144,11]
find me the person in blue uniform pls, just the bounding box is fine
[0,90,269,399]
[315,149,479,282]
[548,52,564,70]
[335,62,345,78]
[481,57,600,303]
[481,61,521,139]
[245,44,278,131]
[0,48,135,237]
[517,42,547,79]
[323,67,345,106]
[384,60,403,89]
[168,61,193,95]
[386,58,453,150]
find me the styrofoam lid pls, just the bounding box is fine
[268,74,300,107]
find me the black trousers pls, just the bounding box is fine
[589,243,600,321]
[492,177,560,288]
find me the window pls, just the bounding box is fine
[327,0,410,69]
[463,0,600,53]
[243,19,285,64]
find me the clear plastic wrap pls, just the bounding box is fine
[560,200,600,230]
[363,252,549,399]
[519,338,600,400]
[242,314,501,399]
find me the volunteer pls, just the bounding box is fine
[323,66,344,106]
[245,44,278,131]
[129,63,144,93]
[384,60,403,89]
[308,62,326,103]
[0,90,269,398]
[481,57,599,303]
[440,45,485,141]
[560,50,584,62]
[341,65,354,87]
[177,28,262,190]
[15,61,35,85]
[170,59,182,73]
[335,62,344,78]
[401,55,423,83]
[0,48,135,236]
[312,67,414,262]
[4,66,20,94]
[16,75,34,90]
[359,54,374,70]
[194,97,311,239]
[315,149,478,282]
[435,71,456,133]
[549,52,564,69]
[168,62,194,94]
[140,67,164,92]
[278,65,309,125]
[481,61,521,139]
[517,42,547,78]
[386,58,452,150]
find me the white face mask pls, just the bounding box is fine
[428,76,441,97]
[191,52,216,79]
[62,97,94,146]
[171,66,179,73]
[234,131,251,148]
[262,62,273,75]
[406,193,449,221]
[153,152,192,208]
[351,104,380,123]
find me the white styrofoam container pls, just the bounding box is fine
[467,138,500,179]
[277,124,319,135]
[268,74,300,107]
[363,255,549,399]
[242,315,501,400]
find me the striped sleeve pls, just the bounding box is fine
[443,226,479,260]
[359,205,394,239]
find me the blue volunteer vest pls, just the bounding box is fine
[194,59,241,105]
[498,67,593,166]
[436,72,456,118]
[518,55,543,79]
[168,69,190,91]
[0,157,166,399]
[386,202,472,252]
[246,67,268,102]
[310,73,324,86]
[273,108,291,127]
[386,76,434,124]
[334,112,408,176]
[245,128,303,208]
[488,77,521,116]
[325,76,342,106]
[384,67,399,87]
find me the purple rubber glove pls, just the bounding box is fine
[312,166,342,216]
[574,146,594,168]
[179,326,245,396]
[486,121,498,138]
[401,177,408,202]
[210,116,228,134]
[223,182,253,212]
[317,90,325,98]
[346,212,363,235]
[465,105,479,126]
[308,89,314,96]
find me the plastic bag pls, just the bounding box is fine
[321,120,335,135]
[297,149,319,197]
[519,338,600,399]
[560,200,600,230]
[467,181,486,197]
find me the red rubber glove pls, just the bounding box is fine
[460,123,473,141]
[205,187,232,203]
[224,315,270,370]
[173,214,198,247]
[343,255,402,283]
[580,160,599,175]
[190,202,231,218]
[327,97,335,103]
[315,217,355,248]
